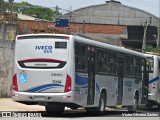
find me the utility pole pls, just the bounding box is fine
[142,22,148,53]
[157,0,160,48]
[0,0,2,14]
[157,27,160,48]
[142,17,152,53]
[9,0,14,23]
[157,0,160,55]
[83,20,85,33]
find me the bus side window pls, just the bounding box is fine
[97,49,108,74]
[96,49,108,74]
[140,59,145,81]
[159,60,160,76]
[97,49,103,73]
[159,60,160,89]
[75,44,87,72]
[108,51,117,75]
[135,58,141,78]
[125,56,135,77]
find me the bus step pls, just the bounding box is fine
[86,105,96,107]
[116,105,122,108]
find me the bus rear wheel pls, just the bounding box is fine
[45,103,64,115]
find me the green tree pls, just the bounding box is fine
[0,0,9,12]
[146,44,160,53]
[13,2,61,21]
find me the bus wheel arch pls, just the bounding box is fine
[100,88,107,105]
[101,89,107,100]
[135,90,139,102]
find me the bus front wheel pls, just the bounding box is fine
[128,94,138,112]
[86,92,106,115]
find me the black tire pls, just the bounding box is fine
[86,107,96,115]
[45,103,64,115]
[128,94,138,112]
[145,101,155,110]
[95,92,106,115]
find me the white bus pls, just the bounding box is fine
[145,54,160,108]
[12,34,148,114]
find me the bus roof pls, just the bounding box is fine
[144,54,160,59]
[74,35,146,59]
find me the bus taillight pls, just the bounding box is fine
[64,74,72,92]
[12,74,18,91]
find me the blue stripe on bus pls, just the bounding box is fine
[75,73,100,93]
[148,76,159,84]
[24,84,64,92]
[75,73,88,86]
[96,83,100,93]
[81,85,88,88]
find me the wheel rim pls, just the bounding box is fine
[100,96,105,111]
[133,96,138,110]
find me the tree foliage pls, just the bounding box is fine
[13,2,61,21]
[0,0,8,12]
[146,44,160,53]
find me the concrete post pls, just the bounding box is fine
[0,23,4,40]
[142,22,150,53]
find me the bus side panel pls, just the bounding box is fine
[74,72,88,107]
[122,78,138,106]
[95,75,117,107]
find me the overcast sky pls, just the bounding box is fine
[11,0,160,18]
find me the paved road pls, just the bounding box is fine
[0,98,159,120]
[0,98,45,111]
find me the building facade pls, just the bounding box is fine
[64,0,159,49]
[16,0,159,49]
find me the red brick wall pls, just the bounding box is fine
[18,20,54,30]
[18,20,126,34]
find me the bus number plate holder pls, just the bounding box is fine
[34,96,45,101]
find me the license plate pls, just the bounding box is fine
[34,96,45,101]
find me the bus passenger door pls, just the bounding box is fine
[117,57,124,105]
[87,46,95,105]
[140,60,148,105]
